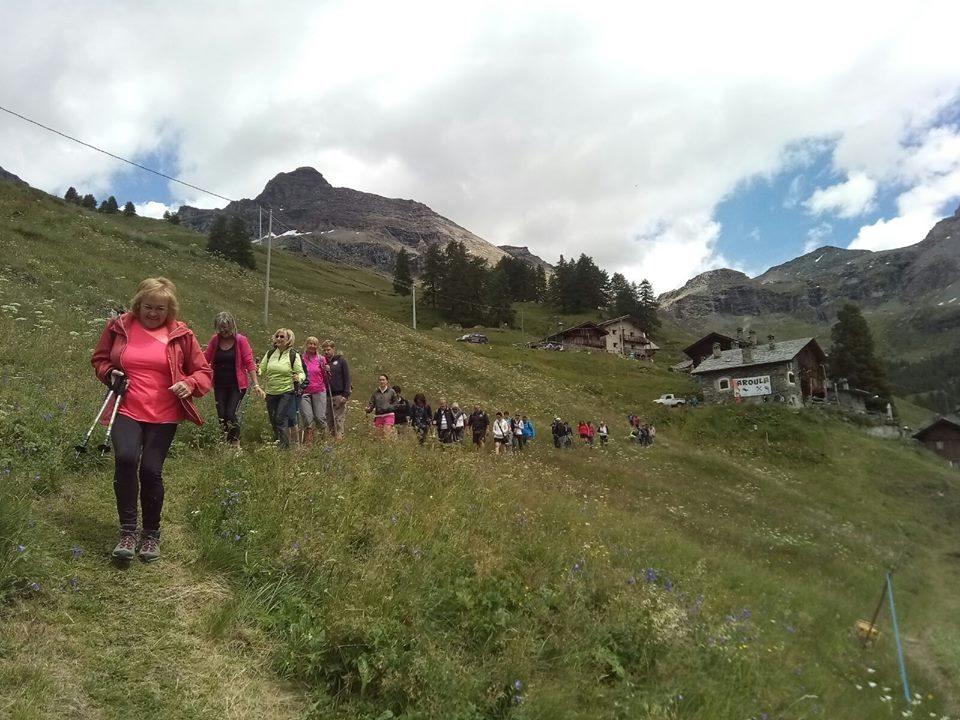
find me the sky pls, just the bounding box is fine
[2,1,960,292]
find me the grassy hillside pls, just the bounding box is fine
[1,181,959,720]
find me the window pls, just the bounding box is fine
[787,371,796,384]
[718,378,730,391]
[936,441,945,450]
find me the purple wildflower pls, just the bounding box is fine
[70,546,83,559]
[663,579,674,592]
[513,679,522,691]
[29,582,41,592]
[16,544,26,553]
[645,568,657,583]
[69,577,79,590]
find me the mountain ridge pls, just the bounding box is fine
[178,166,508,273]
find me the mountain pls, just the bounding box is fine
[660,207,960,410]
[498,245,554,272]
[178,167,507,272]
[0,165,27,186]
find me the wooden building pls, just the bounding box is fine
[913,416,960,468]
[681,332,737,370]
[690,335,829,406]
[597,315,659,359]
[542,322,608,351]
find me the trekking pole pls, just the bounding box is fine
[98,377,127,456]
[75,388,115,458]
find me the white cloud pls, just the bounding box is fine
[0,1,959,290]
[850,127,960,251]
[803,173,877,218]
[803,222,833,254]
[135,201,175,219]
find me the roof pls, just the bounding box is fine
[671,359,693,372]
[913,415,960,440]
[690,338,824,375]
[598,315,647,328]
[543,321,608,341]
[682,332,736,359]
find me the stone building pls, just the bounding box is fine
[690,335,828,406]
[542,321,607,351]
[912,415,960,468]
[597,315,659,359]
[673,332,738,372]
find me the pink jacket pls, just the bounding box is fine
[92,313,213,426]
[204,333,257,390]
[301,352,329,394]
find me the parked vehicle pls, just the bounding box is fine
[653,393,686,407]
[457,333,489,344]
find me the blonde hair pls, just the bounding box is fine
[304,336,320,353]
[131,277,179,321]
[272,327,295,352]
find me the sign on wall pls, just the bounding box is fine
[733,375,772,397]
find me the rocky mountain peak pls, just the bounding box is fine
[256,166,333,207]
[498,245,554,271]
[0,165,27,186]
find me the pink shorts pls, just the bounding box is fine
[373,413,395,428]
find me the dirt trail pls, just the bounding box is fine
[0,476,308,720]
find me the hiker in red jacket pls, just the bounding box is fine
[91,277,212,562]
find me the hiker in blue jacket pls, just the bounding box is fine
[521,415,535,445]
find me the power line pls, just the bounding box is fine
[0,104,236,204]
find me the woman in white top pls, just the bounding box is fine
[492,411,511,455]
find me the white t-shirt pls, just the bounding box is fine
[493,418,510,439]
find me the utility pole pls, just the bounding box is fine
[412,284,417,330]
[520,307,525,346]
[263,208,272,326]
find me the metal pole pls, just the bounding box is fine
[886,571,912,704]
[520,307,524,345]
[412,284,417,330]
[263,209,272,326]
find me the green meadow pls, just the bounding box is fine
[1,181,958,719]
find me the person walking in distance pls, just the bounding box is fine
[92,277,212,562]
[259,328,305,449]
[598,420,609,445]
[299,336,330,447]
[323,340,351,440]
[512,412,526,450]
[492,411,511,455]
[467,404,489,450]
[365,374,398,438]
[410,393,432,445]
[204,311,264,448]
[392,385,410,436]
[434,398,455,445]
[451,402,466,443]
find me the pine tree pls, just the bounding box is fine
[81,194,97,209]
[421,244,445,309]
[393,248,412,296]
[829,303,891,397]
[64,187,79,204]
[105,196,119,214]
[97,199,109,213]
[168,212,180,225]
[226,216,256,269]
[206,215,230,258]
[637,278,661,331]
[534,265,547,302]
[123,201,136,217]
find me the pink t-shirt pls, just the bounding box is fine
[119,320,185,424]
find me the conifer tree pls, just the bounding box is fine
[64,187,79,204]
[81,194,97,209]
[167,211,180,225]
[226,216,256,269]
[123,201,136,217]
[393,248,412,296]
[97,199,109,213]
[106,196,119,214]
[421,244,445,308]
[206,215,230,258]
[829,303,890,397]
[534,264,547,301]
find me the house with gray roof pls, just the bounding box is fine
[912,415,960,468]
[690,335,828,406]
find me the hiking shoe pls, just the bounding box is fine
[138,536,161,563]
[112,532,137,560]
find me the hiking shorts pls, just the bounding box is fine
[373,413,395,428]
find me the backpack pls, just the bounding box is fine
[268,348,307,393]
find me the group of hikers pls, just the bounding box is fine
[89,277,657,563]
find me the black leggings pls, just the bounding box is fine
[112,414,178,539]
[214,384,246,442]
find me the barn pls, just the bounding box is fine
[912,415,960,468]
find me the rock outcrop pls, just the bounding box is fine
[0,166,27,186]
[178,167,507,273]
[498,245,554,272]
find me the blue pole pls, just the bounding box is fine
[885,571,912,704]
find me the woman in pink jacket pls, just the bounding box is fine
[91,277,212,562]
[204,312,265,448]
[299,336,330,447]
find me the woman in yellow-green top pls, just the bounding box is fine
[258,327,305,449]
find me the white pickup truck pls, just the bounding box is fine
[653,394,686,407]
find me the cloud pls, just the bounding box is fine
[1,1,959,290]
[849,126,960,251]
[134,201,175,219]
[803,173,877,218]
[802,222,833,254]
